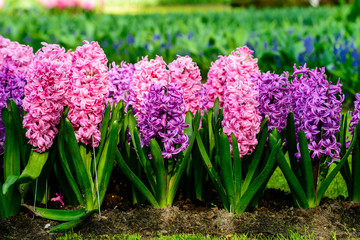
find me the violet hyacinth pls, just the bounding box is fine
[349,93,360,137]
[168,55,202,115]
[222,46,262,157]
[22,43,72,152]
[254,71,291,133]
[67,41,109,147]
[131,56,168,117]
[108,61,134,106]
[0,63,27,155]
[137,82,189,159]
[290,64,344,162]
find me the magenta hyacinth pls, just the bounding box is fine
[108,61,134,106]
[222,46,261,157]
[0,39,33,75]
[290,64,343,162]
[131,56,168,117]
[67,41,109,147]
[137,82,189,159]
[168,55,202,115]
[254,71,291,133]
[22,43,72,152]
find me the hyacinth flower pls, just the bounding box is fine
[196,46,282,214]
[168,55,202,115]
[108,61,134,108]
[339,93,360,202]
[253,71,291,134]
[116,82,199,208]
[53,40,120,214]
[269,64,355,208]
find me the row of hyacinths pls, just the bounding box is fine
[0,34,357,167]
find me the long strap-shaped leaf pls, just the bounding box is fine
[150,140,167,208]
[115,149,159,208]
[352,122,360,202]
[298,130,316,208]
[231,133,242,204]
[17,151,49,185]
[167,110,200,205]
[339,113,352,194]
[63,119,94,210]
[286,112,302,181]
[196,133,230,211]
[316,128,357,204]
[22,204,86,221]
[269,133,309,209]
[218,133,235,211]
[241,119,268,195]
[235,139,281,214]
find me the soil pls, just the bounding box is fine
[1,174,360,240]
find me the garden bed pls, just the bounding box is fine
[1,189,360,239]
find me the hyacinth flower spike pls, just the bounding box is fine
[339,93,360,202]
[116,82,200,208]
[270,64,356,208]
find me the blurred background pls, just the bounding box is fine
[0,0,360,107]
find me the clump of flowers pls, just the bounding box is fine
[290,64,344,162]
[37,0,101,10]
[222,46,262,157]
[168,55,202,115]
[108,61,134,106]
[349,93,360,137]
[67,41,109,147]
[22,43,72,152]
[204,55,228,109]
[131,56,168,117]
[137,82,189,159]
[253,71,291,133]
[0,40,33,75]
[0,35,11,49]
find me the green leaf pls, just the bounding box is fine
[235,139,281,214]
[97,103,111,156]
[17,151,49,185]
[115,149,159,208]
[2,176,18,195]
[150,139,167,208]
[352,123,360,202]
[317,126,357,203]
[49,209,98,233]
[286,112,302,181]
[218,133,235,210]
[232,133,242,201]
[196,134,229,211]
[269,133,309,209]
[298,130,316,207]
[241,119,268,195]
[22,204,86,221]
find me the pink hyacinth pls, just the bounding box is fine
[205,55,228,109]
[0,0,4,9]
[78,0,96,10]
[131,56,168,117]
[168,55,202,115]
[67,41,109,147]
[22,43,72,153]
[0,39,33,75]
[222,46,261,157]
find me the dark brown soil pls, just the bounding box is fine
[1,188,360,240]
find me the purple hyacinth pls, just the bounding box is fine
[0,61,27,155]
[137,82,189,159]
[290,64,344,163]
[108,61,134,107]
[349,93,360,137]
[254,71,291,133]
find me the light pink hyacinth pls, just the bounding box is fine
[0,38,33,75]
[22,43,72,152]
[67,41,109,147]
[222,46,261,157]
[204,55,228,109]
[131,56,168,117]
[0,0,4,9]
[168,55,202,115]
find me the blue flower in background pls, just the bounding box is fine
[176,32,183,38]
[263,41,268,50]
[304,36,314,55]
[271,38,278,51]
[352,48,359,69]
[187,32,194,40]
[127,34,135,45]
[101,40,108,48]
[152,34,161,41]
[297,54,306,65]
[144,43,149,51]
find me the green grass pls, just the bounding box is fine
[55,230,320,240]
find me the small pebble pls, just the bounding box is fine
[44,223,51,229]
